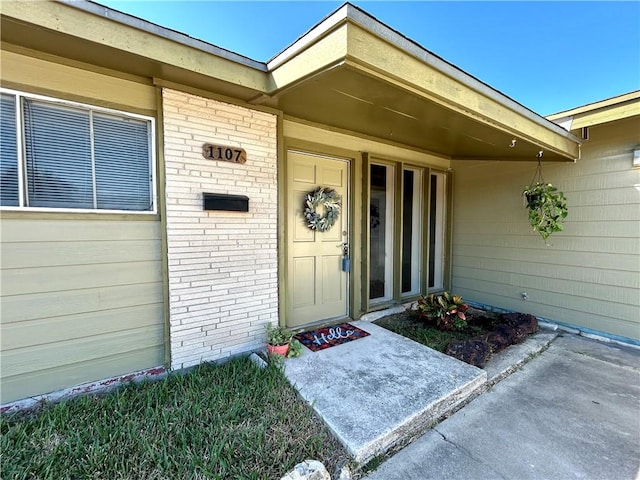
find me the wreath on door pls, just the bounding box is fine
[303,187,341,232]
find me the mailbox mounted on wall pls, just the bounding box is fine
[203,193,249,212]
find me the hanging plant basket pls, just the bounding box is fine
[523,160,568,242]
[303,187,341,232]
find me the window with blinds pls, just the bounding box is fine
[0,90,155,212]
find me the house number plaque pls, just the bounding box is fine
[202,143,247,164]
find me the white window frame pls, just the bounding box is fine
[0,88,157,214]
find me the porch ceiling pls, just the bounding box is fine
[271,64,569,161]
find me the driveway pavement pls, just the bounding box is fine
[365,334,640,480]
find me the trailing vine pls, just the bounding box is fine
[523,159,568,243]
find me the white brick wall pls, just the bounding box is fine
[162,88,279,369]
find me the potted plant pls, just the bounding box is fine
[416,292,469,331]
[522,182,568,242]
[265,323,294,356]
[287,339,303,358]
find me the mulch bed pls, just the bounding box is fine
[375,307,538,368]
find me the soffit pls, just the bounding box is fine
[272,64,573,161]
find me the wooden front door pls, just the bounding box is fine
[286,151,349,327]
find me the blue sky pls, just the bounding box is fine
[98,1,639,116]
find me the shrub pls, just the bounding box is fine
[416,292,469,331]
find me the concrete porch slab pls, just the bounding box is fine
[283,321,486,464]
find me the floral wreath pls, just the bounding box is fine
[303,187,341,232]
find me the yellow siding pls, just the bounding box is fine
[0,218,165,404]
[283,119,450,169]
[451,116,640,341]
[0,48,156,114]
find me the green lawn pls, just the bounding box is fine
[1,357,350,479]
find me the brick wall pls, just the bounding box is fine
[162,88,279,369]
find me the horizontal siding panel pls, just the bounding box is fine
[455,233,640,255]
[1,303,163,349]
[566,204,640,222]
[0,346,163,404]
[560,169,640,192]
[0,219,161,243]
[455,219,640,238]
[452,276,639,324]
[1,50,156,113]
[570,153,637,176]
[453,254,640,289]
[453,266,639,306]
[1,262,162,296]
[1,325,164,378]
[2,240,161,268]
[451,285,640,341]
[1,281,163,323]
[568,188,639,207]
[452,245,638,272]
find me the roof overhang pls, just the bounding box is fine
[547,90,640,131]
[257,4,581,162]
[0,1,581,162]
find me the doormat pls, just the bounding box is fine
[295,323,370,352]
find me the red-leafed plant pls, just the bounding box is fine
[417,292,469,331]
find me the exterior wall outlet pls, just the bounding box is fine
[522,292,529,300]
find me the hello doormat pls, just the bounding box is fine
[295,323,370,352]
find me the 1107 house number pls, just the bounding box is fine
[202,143,247,164]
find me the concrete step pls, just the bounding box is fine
[283,321,487,465]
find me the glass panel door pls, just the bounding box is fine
[428,172,447,290]
[401,168,422,295]
[369,163,394,302]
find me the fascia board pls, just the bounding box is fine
[342,4,577,143]
[549,96,640,130]
[267,3,350,70]
[547,90,640,120]
[4,0,270,93]
[267,25,349,94]
[343,29,581,160]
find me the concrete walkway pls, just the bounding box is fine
[283,320,556,464]
[365,334,640,480]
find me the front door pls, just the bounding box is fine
[286,151,349,328]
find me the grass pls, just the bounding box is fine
[374,309,494,353]
[1,357,350,479]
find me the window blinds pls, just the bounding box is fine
[0,94,19,206]
[93,113,151,211]
[24,99,94,209]
[0,94,152,211]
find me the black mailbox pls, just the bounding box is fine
[203,193,249,212]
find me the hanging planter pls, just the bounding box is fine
[523,157,568,243]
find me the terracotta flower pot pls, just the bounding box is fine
[267,343,289,356]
